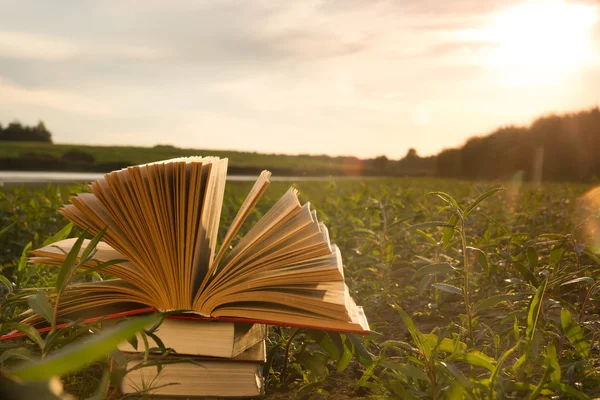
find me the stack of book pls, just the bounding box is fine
[17,156,369,397]
[118,318,267,398]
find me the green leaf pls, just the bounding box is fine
[550,246,565,265]
[55,232,87,295]
[80,227,107,262]
[412,263,458,280]
[561,277,595,287]
[526,365,551,400]
[347,334,372,365]
[336,344,352,373]
[294,351,329,379]
[515,262,539,287]
[545,343,560,384]
[425,191,462,212]
[436,337,467,355]
[384,362,429,382]
[7,315,158,381]
[0,275,14,294]
[432,283,462,295]
[546,382,590,400]
[561,308,589,359]
[0,347,33,364]
[27,293,53,324]
[489,344,518,396]
[526,279,547,343]
[468,246,489,274]
[462,187,505,218]
[326,331,345,361]
[442,214,459,250]
[5,323,45,352]
[42,223,73,247]
[452,350,495,372]
[76,259,128,277]
[526,247,538,269]
[0,220,18,238]
[404,221,456,232]
[474,293,526,313]
[18,242,32,274]
[393,304,425,355]
[439,361,470,388]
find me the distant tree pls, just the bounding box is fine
[434,107,600,182]
[372,155,389,172]
[405,148,418,159]
[436,148,462,178]
[32,121,52,143]
[0,120,53,142]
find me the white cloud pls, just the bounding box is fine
[0,78,112,116]
[0,31,78,60]
[0,30,170,62]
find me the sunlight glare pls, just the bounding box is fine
[484,1,598,84]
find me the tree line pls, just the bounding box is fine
[436,107,600,182]
[0,121,53,143]
[2,108,600,182]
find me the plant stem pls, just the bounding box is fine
[281,329,301,382]
[51,291,61,333]
[460,218,474,344]
[579,281,600,322]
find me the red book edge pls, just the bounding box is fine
[0,307,370,341]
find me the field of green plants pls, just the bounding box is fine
[1,177,599,399]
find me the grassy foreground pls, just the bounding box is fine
[1,177,599,399]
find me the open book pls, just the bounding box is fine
[27,157,369,333]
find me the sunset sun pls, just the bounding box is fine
[481,1,598,84]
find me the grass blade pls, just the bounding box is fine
[27,292,53,324]
[474,293,526,313]
[462,188,505,218]
[412,263,458,280]
[432,283,463,295]
[7,315,158,381]
[55,232,87,294]
[79,227,107,262]
[526,279,547,343]
[561,308,589,359]
[4,323,45,352]
[42,223,73,247]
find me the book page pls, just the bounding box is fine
[191,158,228,295]
[210,170,271,270]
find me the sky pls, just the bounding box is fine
[0,0,599,159]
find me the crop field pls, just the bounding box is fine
[1,177,599,399]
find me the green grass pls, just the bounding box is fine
[0,141,346,172]
[1,177,599,399]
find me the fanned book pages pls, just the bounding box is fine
[26,157,369,333]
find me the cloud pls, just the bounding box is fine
[0,0,597,159]
[0,31,77,61]
[0,78,112,116]
[0,30,169,62]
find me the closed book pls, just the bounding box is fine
[116,317,266,359]
[122,340,266,398]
